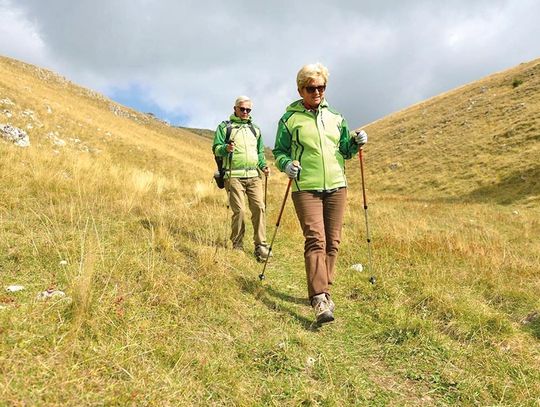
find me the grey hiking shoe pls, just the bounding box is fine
[312,293,334,324]
[326,294,335,313]
[254,244,272,262]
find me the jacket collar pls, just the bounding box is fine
[286,98,328,113]
[229,114,252,124]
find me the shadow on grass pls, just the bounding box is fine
[140,217,229,254]
[521,312,540,340]
[235,276,319,332]
[463,165,540,205]
[525,322,540,340]
[264,285,307,306]
[377,165,540,206]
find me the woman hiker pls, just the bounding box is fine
[272,63,368,324]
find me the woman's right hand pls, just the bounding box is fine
[285,161,301,179]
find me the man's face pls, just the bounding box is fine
[234,101,252,120]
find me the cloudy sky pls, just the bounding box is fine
[1,0,539,144]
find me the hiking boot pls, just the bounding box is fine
[312,293,334,324]
[254,244,272,262]
[326,294,335,313]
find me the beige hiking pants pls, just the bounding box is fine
[292,188,347,299]
[226,176,267,249]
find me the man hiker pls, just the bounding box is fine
[212,96,271,261]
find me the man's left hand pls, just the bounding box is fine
[262,166,270,176]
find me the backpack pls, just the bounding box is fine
[213,121,258,189]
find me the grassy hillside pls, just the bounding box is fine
[362,58,540,205]
[1,55,539,405]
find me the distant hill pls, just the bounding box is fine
[176,126,214,140]
[359,58,540,205]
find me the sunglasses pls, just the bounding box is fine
[237,107,252,113]
[305,85,326,94]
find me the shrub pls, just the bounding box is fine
[512,78,523,88]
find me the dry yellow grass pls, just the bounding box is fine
[1,55,539,405]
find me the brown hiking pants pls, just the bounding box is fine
[226,176,267,249]
[292,188,347,299]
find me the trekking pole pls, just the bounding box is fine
[264,173,268,209]
[358,148,375,284]
[226,147,233,209]
[259,161,298,281]
[228,149,233,187]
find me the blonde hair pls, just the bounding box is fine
[235,95,251,106]
[296,63,329,89]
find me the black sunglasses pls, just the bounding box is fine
[237,107,252,113]
[305,85,326,94]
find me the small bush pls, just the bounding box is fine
[512,78,523,88]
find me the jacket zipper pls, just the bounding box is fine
[315,109,326,189]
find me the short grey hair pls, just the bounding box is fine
[296,63,329,89]
[235,95,251,106]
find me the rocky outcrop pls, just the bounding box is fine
[0,124,30,147]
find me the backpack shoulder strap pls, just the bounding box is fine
[223,120,233,143]
[248,123,258,138]
[221,120,233,144]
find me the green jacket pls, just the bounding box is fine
[273,99,359,192]
[212,114,266,178]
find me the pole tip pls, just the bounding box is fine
[369,276,376,285]
[258,274,265,281]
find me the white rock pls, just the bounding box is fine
[0,98,14,106]
[6,285,25,292]
[350,263,364,272]
[306,356,316,368]
[59,260,68,265]
[22,109,35,118]
[36,289,66,300]
[0,124,30,147]
[46,132,66,147]
[53,138,66,146]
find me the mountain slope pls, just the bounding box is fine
[1,55,539,405]
[360,58,540,205]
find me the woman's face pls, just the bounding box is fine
[298,78,326,110]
